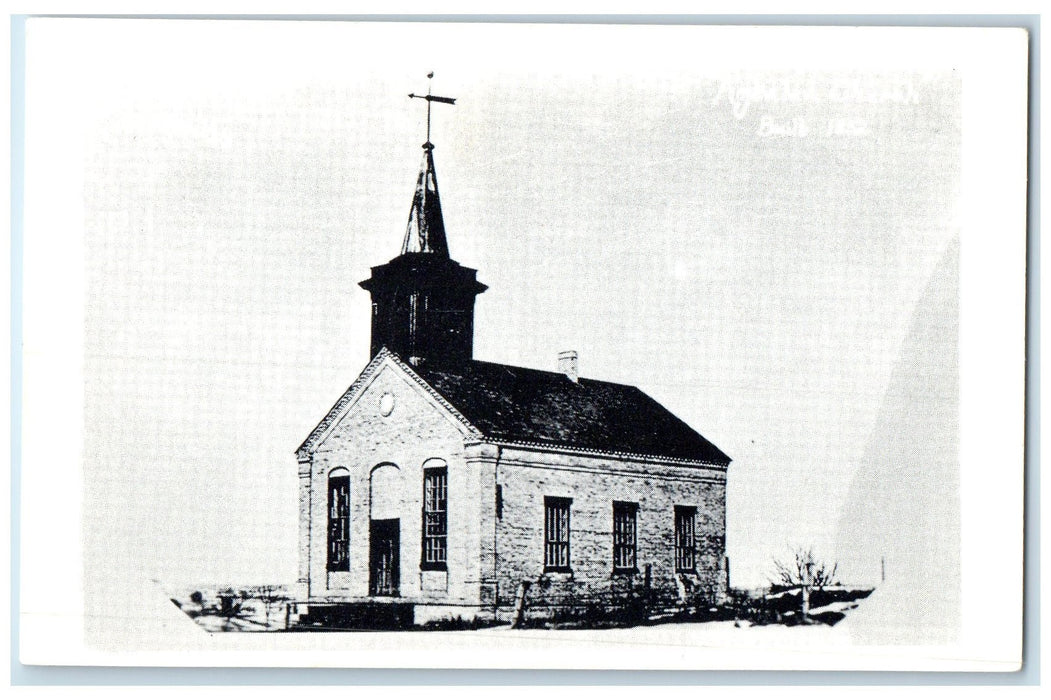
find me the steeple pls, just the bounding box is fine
[401,143,449,255]
[401,73,456,256]
[358,74,487,367]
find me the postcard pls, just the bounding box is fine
[17,18,1028,671]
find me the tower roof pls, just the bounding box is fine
[399,143,449,256]
[401,143,449,256]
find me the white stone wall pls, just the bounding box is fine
[299,362,730,620]
[304,364,481,605]
[478,445,728,617]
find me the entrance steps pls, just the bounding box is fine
[291,601,414,631]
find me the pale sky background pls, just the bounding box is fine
[26,20,967,614]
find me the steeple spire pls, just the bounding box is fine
[360,74,486,366]
[404,73,456,256]
[402,145,449,255]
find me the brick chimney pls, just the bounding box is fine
[558,350,579,383]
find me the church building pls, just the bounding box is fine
[294,87,731,626]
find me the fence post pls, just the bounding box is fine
[801,560,813,624]
[512,581,532,629]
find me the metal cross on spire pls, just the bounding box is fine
[408,72,456,146]
[401,73,455,256]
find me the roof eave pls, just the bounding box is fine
[477,438,731,470]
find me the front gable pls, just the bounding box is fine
[296,348,482,461]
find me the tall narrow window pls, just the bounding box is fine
[327,473,350,571]
[613,501,638,572]
[544,497,572,572]
[674,506,697,572]
[421,467,448,569]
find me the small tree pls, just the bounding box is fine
[771,546,839,589]
[770,547,839,625]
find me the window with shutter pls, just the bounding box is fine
[327,474,350,571]
[613,501,638,572]
[674,506,697,572]
[544,497,572,572]
[421,467,448,570]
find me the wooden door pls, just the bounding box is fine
[369,519,400,596]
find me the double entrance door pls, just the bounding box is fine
[369,518,400,596]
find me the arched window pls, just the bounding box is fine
[421,459,448,570]
[327,468,350,571]
[369,463,402,520]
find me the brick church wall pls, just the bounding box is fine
[477,445,728,620]
[299,360,729,623]
[302,362,483,607]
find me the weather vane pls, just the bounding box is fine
[408,72,456,146]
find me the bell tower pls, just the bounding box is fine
[358,75,487,366]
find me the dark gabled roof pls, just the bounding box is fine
[414,358,730,465]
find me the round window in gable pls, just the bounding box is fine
[379,392,395,417]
